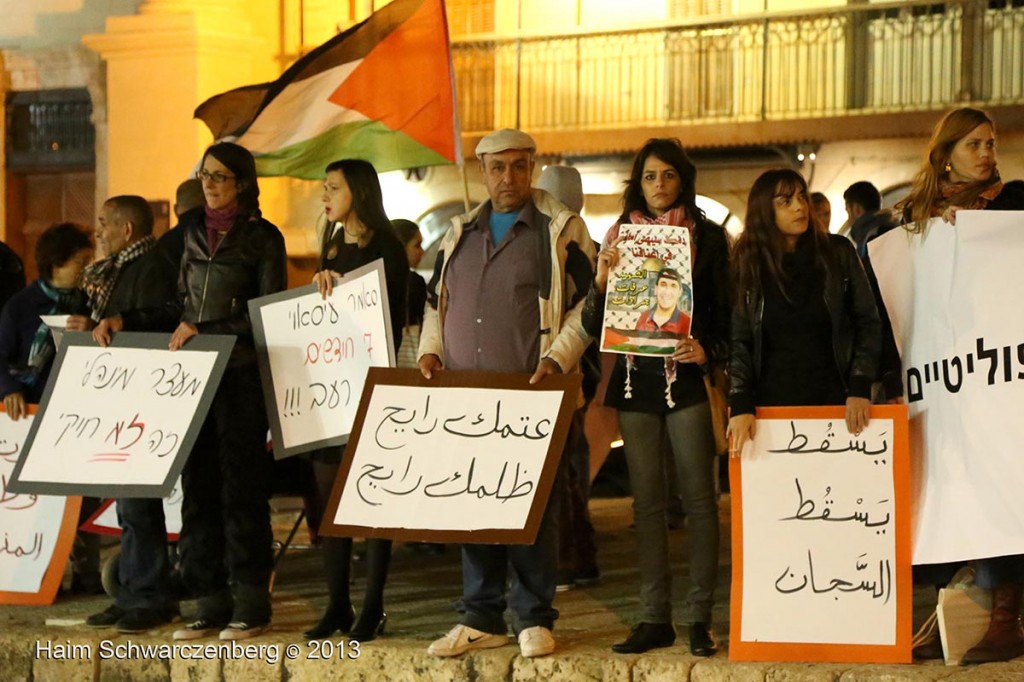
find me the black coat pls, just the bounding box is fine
[729,234,881,415]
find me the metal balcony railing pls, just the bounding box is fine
[450,0,1024,135]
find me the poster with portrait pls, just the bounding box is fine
[320,368,580,544]
[0,407,81,606]
[729,405,912,663]
[599,224,694,356]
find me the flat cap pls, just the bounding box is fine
[475,128,536,158]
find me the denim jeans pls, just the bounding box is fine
[114,497,175,611]
[459,467,562,635]
[619,401,719,624]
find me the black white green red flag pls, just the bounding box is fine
[194,0,460,179]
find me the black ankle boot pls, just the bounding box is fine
[304,603,355,640]
[349,609,387,642]
[611,622,676,653]
[689,622,717,657]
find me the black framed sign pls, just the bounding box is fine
[7,332,234,498]
[249,260,395,459]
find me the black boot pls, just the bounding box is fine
[305,537,354,640]
[689,622,717,657]
[962,583,1024,664]
[611,622,675,653]
[350,539,392,642]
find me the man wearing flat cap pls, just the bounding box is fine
[420,128,596,659]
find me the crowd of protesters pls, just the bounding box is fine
[0,106,1019,664]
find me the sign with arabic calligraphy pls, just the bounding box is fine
[870,211,1024,564]
[729,405,912,663]
[320,368,580,544]
[599,224,694,357]
[250,260,396,459]
[0,407,81,606]
[6,332,234,498]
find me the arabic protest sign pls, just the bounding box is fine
[729,405,912,663]
[869,211,1024,564]
[81,478,183,541]
[250,260,395,459]
[7,332,234,498]
[0,407,81,606]
[599,224,694,356]
[321,368,580,544]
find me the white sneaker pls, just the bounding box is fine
[427,624,508,657]
[518,626,555,658]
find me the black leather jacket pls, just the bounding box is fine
[125,207,287,367]
[728,233,881,415]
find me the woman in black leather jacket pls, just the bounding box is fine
[727,168,881,455]
[170,143,287,641]
[303,159,408,642]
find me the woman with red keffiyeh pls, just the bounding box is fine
[891,108,1024,664]
[580,138,730,657]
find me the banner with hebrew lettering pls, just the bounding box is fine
[320,368,580,544]
[599,224,694,356]
[250,260,395,459]
[869,211,1024,564]
[0,407,81,605]
[7,333,234,498]
[729,406,912,663]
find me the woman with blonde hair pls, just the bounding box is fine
[892,107,1024,663]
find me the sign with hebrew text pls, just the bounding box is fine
[869,211,1024,564]
[7,332,234,498]
[321,369,580,544]
[0,407,82,605]
[729,406,912,663]
[250,260,395,459]
[600,224,694,356]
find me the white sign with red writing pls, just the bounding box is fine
[250,259,395,459]
[6,333,234,498]
[0,414,71,596]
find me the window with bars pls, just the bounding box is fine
[5,89,95,171]
[669,0,730,17]
[446,0,495,35]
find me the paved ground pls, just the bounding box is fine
[2,495,1022,681]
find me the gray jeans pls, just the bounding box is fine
[619,401,719,624]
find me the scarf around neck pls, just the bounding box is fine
[80,235,157,321]
[935,178,1004,215]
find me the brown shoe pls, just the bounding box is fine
[962,583,1024,664]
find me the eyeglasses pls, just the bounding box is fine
[196,170,236,184]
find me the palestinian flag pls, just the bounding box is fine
[194,0,460,179]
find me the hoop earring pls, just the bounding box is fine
[944,161,952,173]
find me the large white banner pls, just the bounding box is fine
[870,210,1024,564]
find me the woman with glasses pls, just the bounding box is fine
[305,159,408,642]
[94,142,287,641]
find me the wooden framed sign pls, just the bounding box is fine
[250,260,395,459]
[0,406,81,606]
[729,405,912,664]
[6,332,234,498]
[320,368,581,544]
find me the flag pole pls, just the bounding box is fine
[460,163,471,213]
